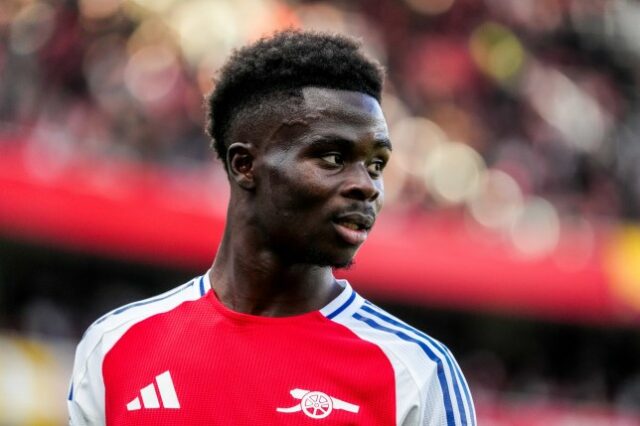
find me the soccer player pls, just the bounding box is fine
[68,30,475,425]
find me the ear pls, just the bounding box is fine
[227,142,256,190]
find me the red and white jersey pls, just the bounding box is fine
[68,273,475,425]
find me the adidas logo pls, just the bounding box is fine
[126,371,180,411]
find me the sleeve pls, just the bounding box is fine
[67,329,106,426]
[419,369,449,426]
[419,347,476,426]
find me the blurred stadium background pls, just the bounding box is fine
[1,0,640,424]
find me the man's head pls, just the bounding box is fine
[206,30,384,164]
[206,31,391,268]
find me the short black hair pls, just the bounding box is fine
[205,30,385,163]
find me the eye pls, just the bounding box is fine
[367,160,385,175]
[320,153,343,166]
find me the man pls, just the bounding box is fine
[68,30,475,425]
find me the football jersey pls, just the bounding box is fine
[68,272,475,425]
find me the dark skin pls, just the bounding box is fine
[208,87,391,317]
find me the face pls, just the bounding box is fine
[251,87,391,268]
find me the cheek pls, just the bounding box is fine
[264,163,331,213]
[259,167,333,244]
[374,180,385,211]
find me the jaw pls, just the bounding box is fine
[271,232,360,269]
[290,246,358,269]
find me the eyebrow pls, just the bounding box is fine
[375,138,393,151]
[306,136,393,151]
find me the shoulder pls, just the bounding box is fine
[81,275,207,351]
[323,288,450,376]
[68,274,210,424]
[329,298,448,378]
[324,288,476,425]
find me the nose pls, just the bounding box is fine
[340,163,381,202]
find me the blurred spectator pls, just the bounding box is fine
[2,0,640,228]
[2,0,640,422]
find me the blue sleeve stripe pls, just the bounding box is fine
[325,288,356,319]
[362,302,475,425]
[68,382,73,401]
[360,303,473,426]
[199,276,206,296]
[446,346,476,424]
[352,311,457,426]
[94,279,196,325]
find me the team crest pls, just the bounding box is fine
[276,388,359,419]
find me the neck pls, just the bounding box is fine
[209,216,340,317]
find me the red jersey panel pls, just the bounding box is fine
[103,289,395,425]
[68,273,476,426]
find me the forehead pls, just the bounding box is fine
[255,87,389,152]
[288,87,388,143]
[301,87,386,124]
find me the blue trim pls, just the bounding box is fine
[325,289,356,319]
[68,382,73,401]
[199,276,206,296]
[361,303,473,426]
[446,347,477,424]
[353,311,456,426]
[95,279,195,325]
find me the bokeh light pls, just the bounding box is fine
[606,226,640,311]
[169,0,240,65]
[391,117,447,176]
[79,0,122,20]
[9,1,56,55]
[124,44,180,103]
[522,63,609,153]
[509,196,560,257]
[83,35,129,113]
[468,169,523,231]
[423,142,485,205]
[404,0,456,16]
[470,22,526,83]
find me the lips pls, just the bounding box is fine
[332,212,375,245]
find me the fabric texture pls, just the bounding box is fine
[68,273,475,425]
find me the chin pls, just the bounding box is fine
[317,251,357,269]
[331,259,355,270]
[294,246,357,269]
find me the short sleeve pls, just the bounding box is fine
[420,347,476,426]
[67,329,106,426]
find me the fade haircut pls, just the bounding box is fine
[205,30,385,164]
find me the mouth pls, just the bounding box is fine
[332,212,374,246]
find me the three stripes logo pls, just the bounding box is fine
[126,371,180,411]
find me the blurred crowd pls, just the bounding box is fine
[2,0,640,225]
[2,0,640,422]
